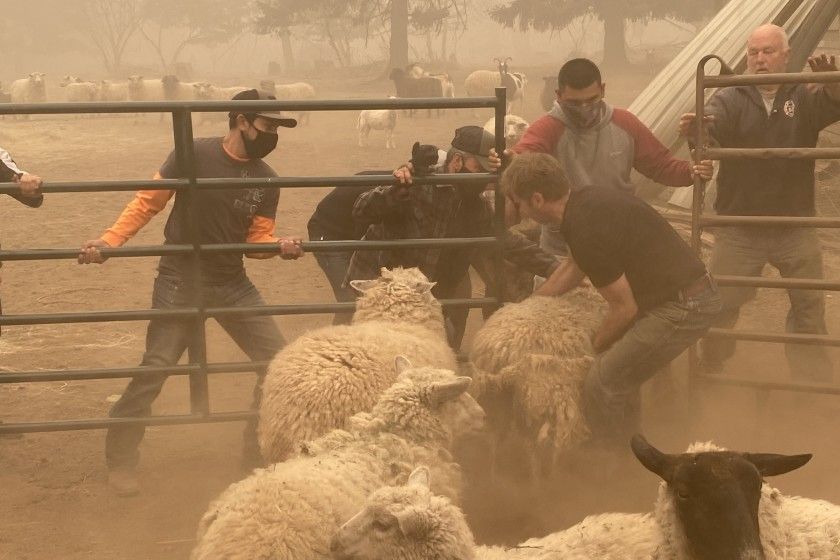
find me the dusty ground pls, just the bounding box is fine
[2,68,840,559]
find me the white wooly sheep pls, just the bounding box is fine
[193,83,249,124]
[333,440,840,560]
[464,70,501,98]
[191,361,486,560]
[161,75,202,101]
[469,289,605,377]
[258,267,458,463]
[330,466,657,560]
[59,77,99,102]
[468,290,605,478]
[482,115,529,148]
[260,79,316,124]
[127,76,165,101]
[98,80,129,102]
[193,82,248,101]
[358,102,397,149]
[10,72,47,103]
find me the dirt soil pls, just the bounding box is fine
[2,68,840,559]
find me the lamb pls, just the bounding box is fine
[389,68,445,117]
[358,102,397,149]
[59,76,99,102]
[191,360,486,560]
[482,114,529,148]
[332,437,839,560]
[258,267,458,463]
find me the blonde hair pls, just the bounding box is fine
[501,152,572,201]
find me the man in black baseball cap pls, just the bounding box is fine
[79,88,306,495]
[228,88,297,159]
[346,125,558,348]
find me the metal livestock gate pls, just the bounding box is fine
[0,90,509,435]
[689,57,840,398]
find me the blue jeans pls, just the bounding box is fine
[583,283,721,443]
[313,250,356,325]
[105,273,285,469]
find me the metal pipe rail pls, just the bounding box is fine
[0,412,257,435]
[0,298,493,327]
[0,96,501,115]
[700,215,840,227]
[0,172,493,196]
[0,88,510,435]
[690,57,840,397]
[0,237,498,262]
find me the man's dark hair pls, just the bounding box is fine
[501,152,572,202]
[557,58,602,91]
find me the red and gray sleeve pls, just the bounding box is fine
[511,115,563,155]
[612,109,693,187]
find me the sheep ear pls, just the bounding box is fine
[349,279,378,294]
[417,281,436,294]
[428,377,471,408]
[395,356,413,374]
[743,453,812,477]
[631,434,676,483]
[407,466,430,489]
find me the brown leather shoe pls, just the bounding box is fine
[108,467,139,497]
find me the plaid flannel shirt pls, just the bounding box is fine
[345,182,558,284]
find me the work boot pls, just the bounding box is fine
[108,466,139,497]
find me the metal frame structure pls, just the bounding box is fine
[690,57,840,395]
[0,90,509,434]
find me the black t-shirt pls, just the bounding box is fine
[559,187,706,311]
[306,170,393,241]
[157,137,279,283]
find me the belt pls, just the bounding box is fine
[677,273,714,302]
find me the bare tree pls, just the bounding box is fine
[80,0,142,75]
[137,0,249,75]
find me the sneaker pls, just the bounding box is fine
[108,467,139,497]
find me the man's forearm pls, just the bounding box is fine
[592,303,637,353]
[533,258,585,297]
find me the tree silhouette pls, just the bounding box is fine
[490,0,719,67]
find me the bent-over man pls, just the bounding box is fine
[502,152,721,445]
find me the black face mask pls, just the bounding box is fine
[242,124,278,159]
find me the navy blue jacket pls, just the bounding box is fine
[707,84,840,216]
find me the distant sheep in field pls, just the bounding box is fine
[258,267,458,463]
[260,79,317,124]
[358,102,397,149]
[161,74,201,101]
[98,80,129,102]
[59,76,99,103]
[193,83,249,124]
[406,64,455,98]
[464,58,525,114]
[331,438,839,560]
[127,76,165,101]
[389,68,446,117]
[10,72,47,106]
[482,115,529,148]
